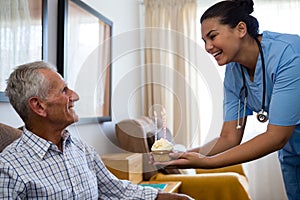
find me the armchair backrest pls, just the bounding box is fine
[0,123,22,153]
[116,117,153,153]
[115,116,179,180]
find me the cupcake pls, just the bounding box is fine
[151,138,173,162]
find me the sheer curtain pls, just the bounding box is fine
[0,0,41,91]
[143,0,201,147]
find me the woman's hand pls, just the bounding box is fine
[153,152,209,169]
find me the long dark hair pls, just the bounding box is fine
[200,0,259,38]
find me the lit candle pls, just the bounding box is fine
[154,111,158,141]
[161,108,167,139]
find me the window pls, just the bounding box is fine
[0,0,47,101]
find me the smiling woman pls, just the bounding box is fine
[195,1,300,200]
[0,0,47,102]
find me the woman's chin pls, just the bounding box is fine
[214,55,225,65]
[216,58,228,66]
[216,61,225,66]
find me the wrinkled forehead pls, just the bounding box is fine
[39,69,66,88]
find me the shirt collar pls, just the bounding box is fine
[23,128,73,159]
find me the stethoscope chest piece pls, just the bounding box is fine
[236,36,269,129]
[257,110,268,123]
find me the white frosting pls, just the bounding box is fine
[151,138,173,151]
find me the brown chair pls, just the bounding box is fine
[115,116,180,181]
[0,123,22,153]
[115,117,251,200]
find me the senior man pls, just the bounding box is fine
[0,61,192,200]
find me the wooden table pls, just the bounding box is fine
[100,153,143,184]
[139,181,182,193]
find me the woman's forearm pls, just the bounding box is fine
[188,136,240,156]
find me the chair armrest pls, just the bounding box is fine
[195,164,246,177]
[150,172,250,200]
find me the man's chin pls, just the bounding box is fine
[72,114,79,122]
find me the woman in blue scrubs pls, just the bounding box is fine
[158,0,300,199]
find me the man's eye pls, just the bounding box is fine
[62,87,68,93]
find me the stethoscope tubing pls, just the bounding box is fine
[236,36,268,129]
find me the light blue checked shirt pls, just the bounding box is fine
[0,128,158,199]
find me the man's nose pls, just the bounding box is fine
[70,90,79,102]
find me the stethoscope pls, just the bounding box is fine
[236,37,268,129]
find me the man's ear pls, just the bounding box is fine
[28,97,47,117]
[236,21,247,38]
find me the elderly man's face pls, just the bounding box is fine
[41,69,80,128]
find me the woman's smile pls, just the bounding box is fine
[212,50,222,60]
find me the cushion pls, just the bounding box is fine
[0,123,22,152]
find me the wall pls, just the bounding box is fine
[0,0,144,155]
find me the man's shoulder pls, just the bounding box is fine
[0,138,27,161]
[69,135,95,152]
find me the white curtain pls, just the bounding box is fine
[143,0,202,148]
[0,0,41,91]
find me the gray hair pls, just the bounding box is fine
[5,61,57,122]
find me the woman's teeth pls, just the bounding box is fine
[213,51,222,57]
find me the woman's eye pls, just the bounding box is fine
[210,35,216,40]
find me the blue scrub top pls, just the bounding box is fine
[223,31,300,164]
